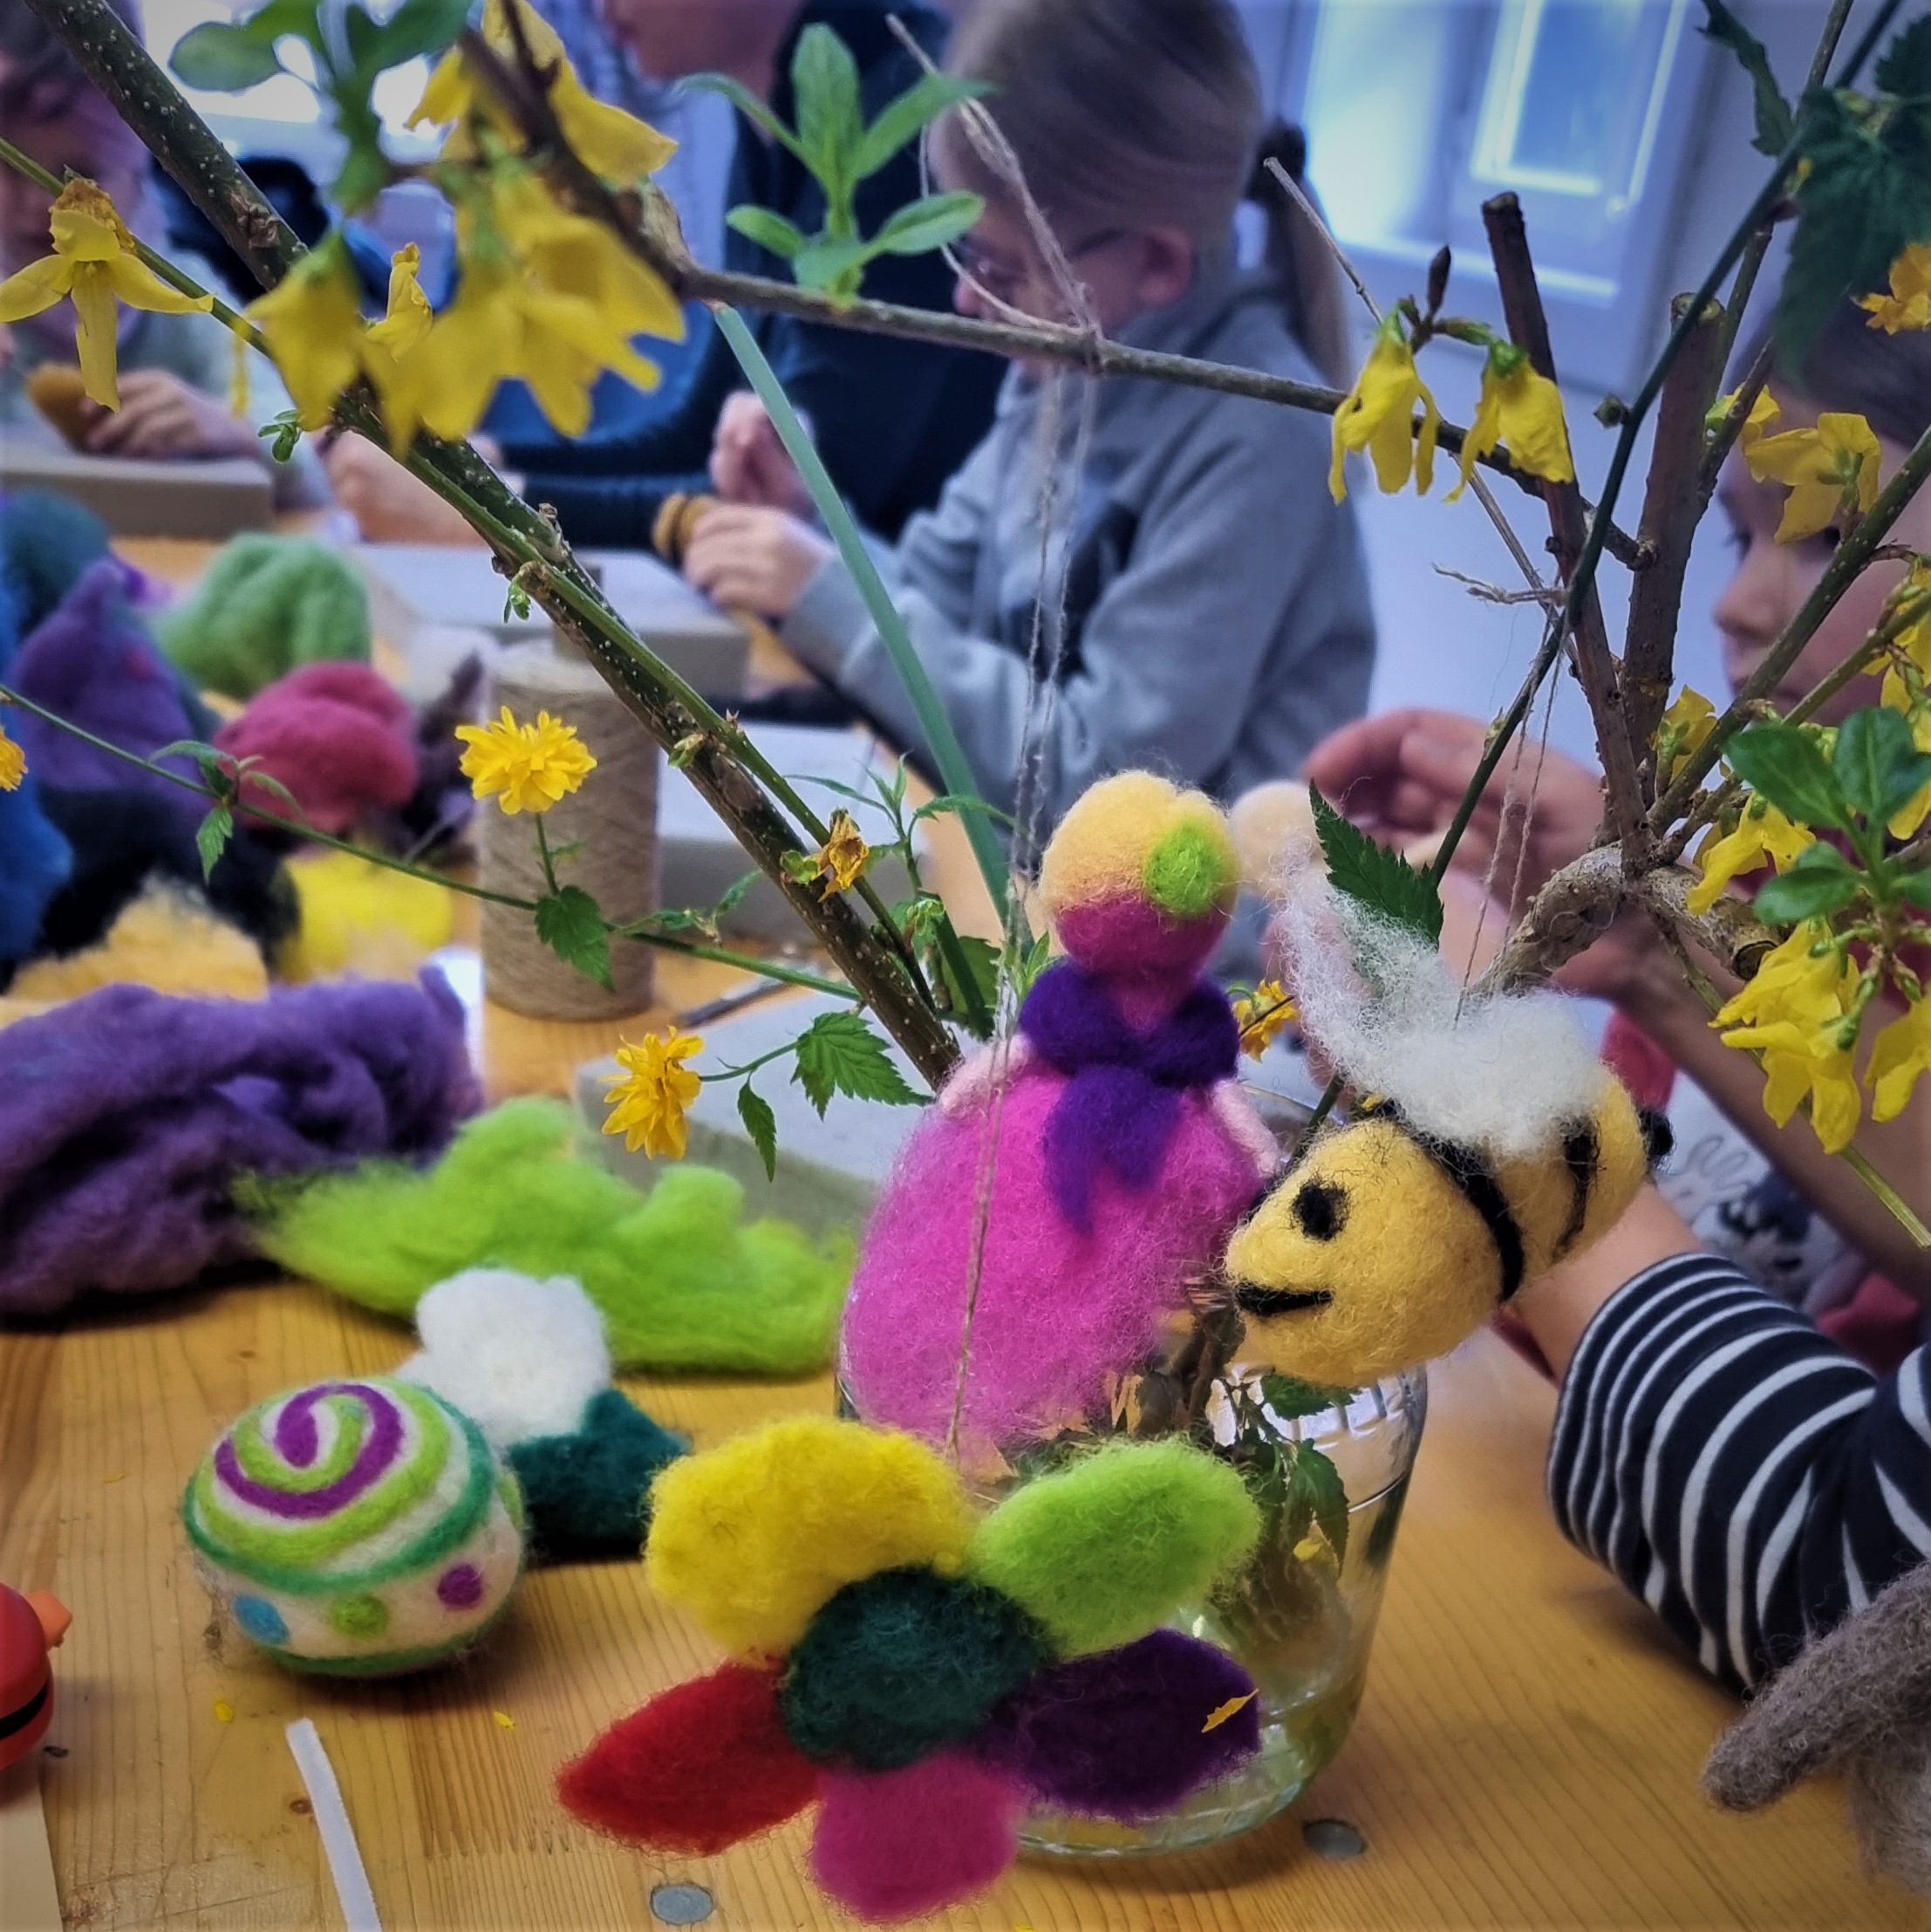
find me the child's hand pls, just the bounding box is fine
[80,369,256,461]
[709,393,814,515]
[326,436,485,545]
[682,504,833,618]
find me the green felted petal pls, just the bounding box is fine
[507,1388,686,1563]
[966,1439,1259,1658]
[779,1567,1044,1770]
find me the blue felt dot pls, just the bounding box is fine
[234,1594,289,1645]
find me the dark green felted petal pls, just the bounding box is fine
[507,1388,686,1563]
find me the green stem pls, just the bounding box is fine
[534,815,562,896]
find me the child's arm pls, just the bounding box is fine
[1527,1198,1931,1693]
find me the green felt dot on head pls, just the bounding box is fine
[1143,820,1235,920]
[329,1594,390,1639]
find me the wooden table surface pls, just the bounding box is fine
[2,539,1922,1929]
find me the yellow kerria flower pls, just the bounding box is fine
[812,809,871,898]
[0,179,212,408]
[1745,410,1881,543]
[602,1027,705,1159]
[1655,686,1716,785]
[1329,311,1440,502]
[1868,995,1931,1123]
[1450,344,1574,500]
[454,705,597,814]
[0,721,24,792]
[1232,980,1295,1061]
[411,0,678,186]
[1857,242,1931,334]
[1714,923,1863,1153]
[1686,798,1814,915]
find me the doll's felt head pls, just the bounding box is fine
[1037,773,1238,979]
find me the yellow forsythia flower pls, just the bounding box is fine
[603,1027,705,1159]
[1450,344,1573,500]
[1329,311,1440,502]
[0,721,24,792]
[454,705,597,814]
[0,180,212,408]
[1655,686,1716,785]
[1714,924,1864,1153]
[1868,996,1931,1123]
[1886,707,1931,840]
[1686,798,1814,915]
[1857,242,1931,335]
[812,809,871,898]
[411,0,678,185]
[1880,562,1931,715]
[1745,410,1881,543]
[1232,980,1295,1061]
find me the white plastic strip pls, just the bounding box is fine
[285,1717,382,1932]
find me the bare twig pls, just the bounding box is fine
[1433,567,1564,609]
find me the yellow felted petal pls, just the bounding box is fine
[10,884,268,1002]
[0,253,77,322]
[1036,771,1232,918]
[643,1417,975,1660]
[68,263,121,408]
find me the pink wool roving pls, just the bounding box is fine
[215,662,419,836]
[810,1751,1020,1925]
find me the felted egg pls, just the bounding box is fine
[182,1377,525,1675]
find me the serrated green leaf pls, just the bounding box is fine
[1259,1373,1355,1421]
[851,72,991,182]
[1009,931,1054,999]
[870,191,983,257]
[792,24,863,193]
[1875,17,1931,99]
[737,1082,778,1181]
[1698,0,1794,155]
[1751,842,1863,924]
[1835,706,1931,826]
[1288,1442,1350,1566]
[1308,785,1443,945]
[937,932,1000,1018]
[171,20,286,89]
[1727,722,1853,829]
[535,885,612,990]
[726,206,809,261]
[195,805,234,881]
[791,1009,921,1115]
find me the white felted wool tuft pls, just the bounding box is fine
[1278,875,1607,1159]
[398,1268,611,1450]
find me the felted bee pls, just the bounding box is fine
[1221,877,1665,1389]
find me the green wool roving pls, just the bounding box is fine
[507,1389,686,1562]
[966,1438,1260,1658]
[249,1098,855,1374]
[158,534,372,700]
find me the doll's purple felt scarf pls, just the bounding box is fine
[1018,960,1238,1232]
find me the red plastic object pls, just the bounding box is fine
[0,1584,69,1770]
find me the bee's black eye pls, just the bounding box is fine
[1292,1179,1347,1240]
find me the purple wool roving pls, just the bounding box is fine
[0,971,477,1314]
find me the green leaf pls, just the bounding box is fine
[791,24,863,194]
[912,792,1015,829]
[715,868,761,918]
[195,805,234,881]
[1834,706,1931,826]
[870,191,983,257]
[1726,721,1853,830]
[726,206,809,261]
[1308,785,1444,945]
[850,72,992,181]
[793,236,870,296]
[791,1010,921,1115]
[1287,1443,1350,1567]
[1896,870,1931,910]
[737,1083,778,1181]
[259,409,303,463]
[1875,17,1931,99]
[331,133,392,215]
[503,576,532,620]
[1009,930,1054,999]
[1698,0,1794,155]
[1259,1374,1355,1422]
[171,20,287,90]
[936,932,1000,1018]
[684,72,810,166]
[1750,842,1863,924]
[370,0,471,71]
[535,885,613,990]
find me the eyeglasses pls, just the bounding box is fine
[952,227,1132,308]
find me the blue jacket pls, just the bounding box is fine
[499,0,1003,547]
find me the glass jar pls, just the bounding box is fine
[1020,1368,1428,1857]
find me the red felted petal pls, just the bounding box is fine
[558,1662,818,1855]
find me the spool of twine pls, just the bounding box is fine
[479,643,660,1020]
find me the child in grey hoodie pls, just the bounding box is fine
[682,0,1375,832]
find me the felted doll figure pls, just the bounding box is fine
[839,772,1278,1455]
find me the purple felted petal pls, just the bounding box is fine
[974,1629,1261,1821]
[0,971,477,1314]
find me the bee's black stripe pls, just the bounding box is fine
[1557,1121,1600,1256]
[1409,1131,1526,1303]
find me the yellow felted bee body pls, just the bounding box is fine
[1225,1068,1650,1389]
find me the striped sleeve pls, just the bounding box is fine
[1547,1253,1931,1693]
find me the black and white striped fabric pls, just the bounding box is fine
[1548,1253,1931,1693]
